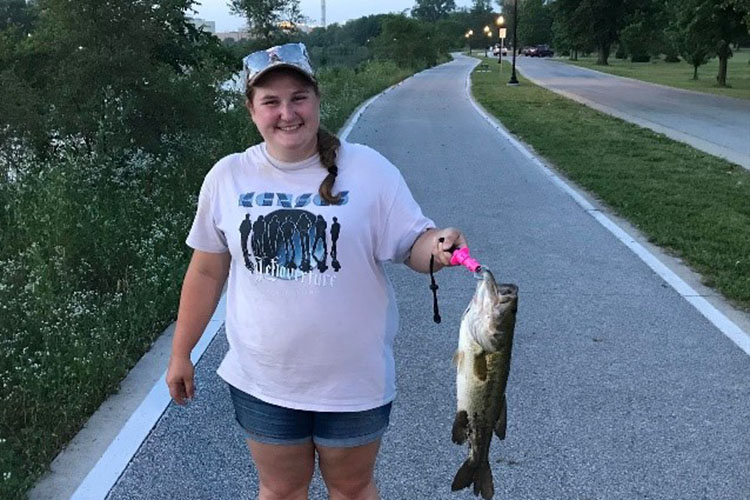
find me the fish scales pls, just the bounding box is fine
[451,269,518,499]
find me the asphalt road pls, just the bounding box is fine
[515,57,750,170]
[106,56,750,500]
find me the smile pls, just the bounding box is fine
[278,124,302,131]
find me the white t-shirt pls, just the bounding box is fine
[186,141,434,411]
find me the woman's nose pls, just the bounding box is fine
[279,102,295,120]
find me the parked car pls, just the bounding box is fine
[530,44,554,57]
[492,44,508,56]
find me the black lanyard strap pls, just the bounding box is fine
[428,237,449,324]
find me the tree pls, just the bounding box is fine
[0,0,35,32]
[0,0,232,156]
[412,0,456,22]
[553,0,631,65]
[372,16,439,68]
[724,0,750,30]
[471,0,494,14]
[518,0,553,47]
[680,28,713,79]
[229,0,302,44]
[675,0,747,86]
[619,3,666,62]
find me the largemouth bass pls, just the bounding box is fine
[451,269,518,499]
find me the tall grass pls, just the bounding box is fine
[0,58,418,499]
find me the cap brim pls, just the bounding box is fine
[247,63,317,88]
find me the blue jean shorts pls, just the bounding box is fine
[228,384,392,448]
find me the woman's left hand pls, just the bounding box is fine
[431,227,468,267]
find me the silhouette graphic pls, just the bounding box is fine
[250,215,266,273]
[239,209,342,279]
[331,217,341,272]
[239,214,254,271]
[312,215,328,273]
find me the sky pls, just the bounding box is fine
[193,0,477,32]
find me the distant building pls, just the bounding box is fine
[188,18,216,34]
[216,23,313,42]
[216,29,251,42]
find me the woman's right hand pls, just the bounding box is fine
[166,355,195,406]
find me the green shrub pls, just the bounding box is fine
[0,55,423,499]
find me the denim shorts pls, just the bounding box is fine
[228,384,392,448]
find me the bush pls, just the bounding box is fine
[0,115,251,498]
[0,54,420,499]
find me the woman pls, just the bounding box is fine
[166,43,467,500]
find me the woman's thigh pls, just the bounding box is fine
[316,440,382,498]
[313,403,391,498]
[247,439,316,498]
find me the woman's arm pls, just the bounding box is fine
[406,227,468,274]
[166,249,230,405]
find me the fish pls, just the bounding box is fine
[451,269,518,499]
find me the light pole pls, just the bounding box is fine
[508,0,519,85]
[495,15,505,66]
[465,29,474,55]
[484,26,492,57]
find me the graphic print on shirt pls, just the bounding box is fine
[237,191,346,281]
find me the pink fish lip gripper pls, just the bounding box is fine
[450,247,482,273]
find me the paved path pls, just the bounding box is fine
[101,55,750,499]
[516,57,750,169]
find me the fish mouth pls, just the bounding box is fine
[476,268,499,297]
[469,269,518,351]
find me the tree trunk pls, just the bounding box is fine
[596,44,610,65]
[693,64,698,80]
[573,48,578,61]
[716,55,728,86]
[716,40,730,87]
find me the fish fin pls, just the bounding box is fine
[451,410,469,444]
[477,460,494,499]
[452,350,464,369]
[450,458,475,491]
[494,394,507,440]
[451,459,494,500]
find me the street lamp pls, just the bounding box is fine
[485,27,493,56]
[508,0,519,85]
[465,29,474,55]
[495,15,505,65]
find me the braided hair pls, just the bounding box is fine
[316,127,341,205]
[246,67,342,205]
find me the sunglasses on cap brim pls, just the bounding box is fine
[243,43,316,86]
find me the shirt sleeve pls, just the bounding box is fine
[185,174,228,253]
[375,171,435,264]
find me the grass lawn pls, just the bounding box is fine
[559,50,750,100]
[472,57,750,311]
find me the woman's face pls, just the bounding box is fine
[247,71,321,163]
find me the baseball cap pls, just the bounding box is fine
[243,42,317,88]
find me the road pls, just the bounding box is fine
[515,57,750,170]
[101,55,750,500]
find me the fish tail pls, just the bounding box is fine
[451,459,494,499]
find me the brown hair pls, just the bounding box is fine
[246,68,342,205]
